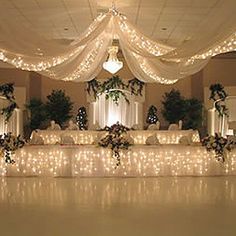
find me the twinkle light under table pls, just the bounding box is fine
[1,144,236,177]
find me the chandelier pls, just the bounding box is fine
[103,46,123,74]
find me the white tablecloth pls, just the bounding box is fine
[1,144,236,177]
[31,130,200,145]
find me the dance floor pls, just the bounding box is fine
[0,177,236,236]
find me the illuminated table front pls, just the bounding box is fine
[1,144,236,177]
[31,130,200,145]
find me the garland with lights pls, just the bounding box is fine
[87,76,144,105]
[98,122,132,168]
[0,132,25,164]
[0,83,18,122]
[76,106,88,130]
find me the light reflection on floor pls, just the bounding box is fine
[0,177,236,236]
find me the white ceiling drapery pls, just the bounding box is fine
[0,8,235,84]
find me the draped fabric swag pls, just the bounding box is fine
[0,5,236,84]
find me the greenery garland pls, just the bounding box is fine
[0,132,25,164]
[0,83,18,122]
[98,123,132,168]
[127,78,144,96]
[202,133,234,163]
[87,76,144,105]
[209,83,228,117]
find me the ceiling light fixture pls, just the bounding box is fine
[103,46,123,74]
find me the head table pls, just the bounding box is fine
[31,129,200,145]
[1,144,236,177]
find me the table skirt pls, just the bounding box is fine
[1,144,236,177]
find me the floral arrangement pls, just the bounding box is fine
[0,83,18,122]
[0,132,25,164]
[98,122,132,167]
[202,133,234,163]
[87,76,144,105]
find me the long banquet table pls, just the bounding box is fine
[2,144,236,177]
[31,129,200,145]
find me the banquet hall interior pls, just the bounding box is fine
[0,0,236,235]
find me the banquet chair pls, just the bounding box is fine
[168,120,182,130]
[147,121,160,130]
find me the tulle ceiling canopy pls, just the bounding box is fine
[0,0,236,84]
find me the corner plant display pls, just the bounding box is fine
[98,122,132,168]
[0,132,25,164]
[162,89,203,130]
[87,76,144,105]
[0,83,18,122]
[183,98,203,130]
[45,90,73,126]
[26,98,48,131]
[209,83,228,117]
[202,133,234,163]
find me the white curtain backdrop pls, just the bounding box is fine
[0,97,21,136]
[0,2,236,84]
[92,93,140,128]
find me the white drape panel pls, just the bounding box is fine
[92,93,139,128]
[2,145,236,177]
[0,4,236,84]
[0,97,21,136]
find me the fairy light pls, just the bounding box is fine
[189,32,236,61]
[30,130,200,145]
[62,37,107,81]
[0,145,235,177]
[132,52,178,84]
[0,8,235,84]
[0,47,83,72]
[117,14,174,57]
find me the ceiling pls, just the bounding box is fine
[0,0,235,47]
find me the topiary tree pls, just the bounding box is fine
[146,105,158,124]
[76,106,88,130]
[25,98,48,130]
[45,90,73,126]
[162,89,186,124]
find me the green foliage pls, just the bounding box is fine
[76,106,88,130]
[0,83,18,122]
[25,98,48,130]
[0,132,25,164]
[202,133,234,163]
[98,123,131,168]
[209,83,228,117]
[45,90,73,126]
[146,105,158,124]
[162,89,186,124]
[162,89,203,129]
[86,76,144,105]
[127,78,145,96]
[209,83,227,101]
[182,98,203,129]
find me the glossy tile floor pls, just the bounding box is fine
[0,177,236,236]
